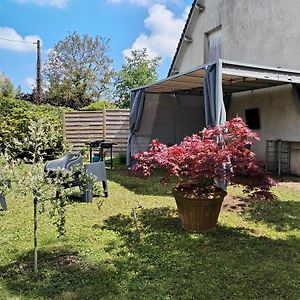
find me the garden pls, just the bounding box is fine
[0,163,300,299]
[0,94,299,299]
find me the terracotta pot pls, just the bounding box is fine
[172,186,227,233]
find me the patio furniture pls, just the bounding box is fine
[0,194,7,211]
[84,160,108,200]
[45,151,108,202]
[0,179,11,211]
[45,151,83,174]
[87,140,117,169]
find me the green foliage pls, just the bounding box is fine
[12,121,98,273]
[80,99,117,111]
[115,152,127,165]
[0,95,66,156]
[44,31,114,109]
[0,72,15,98]
[114,48,160,108]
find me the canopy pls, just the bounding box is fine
[127,60,300,166]
[138,60,300,94]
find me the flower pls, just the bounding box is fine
[132,117,275,200]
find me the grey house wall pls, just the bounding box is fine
[168,0,300,175]
[134,1,300,174]
[175,0,300,73]
[228,85,300,175]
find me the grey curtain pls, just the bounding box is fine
[203,63,226,127]
[204,63,227,189]
[126,88,146,166]
[292,84,300,113]
[223,93,232,112]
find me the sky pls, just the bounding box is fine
[0,0,192,93]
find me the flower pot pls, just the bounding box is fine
[172,186,227,233]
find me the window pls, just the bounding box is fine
[245,108,260,129]
[204,26,222,63]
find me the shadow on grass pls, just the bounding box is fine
[0,250,122,300]
[2,207,300,299]
[107,168,175,196]
[101,207,300,299]
[242,199,300,231]
[273,175,300,183]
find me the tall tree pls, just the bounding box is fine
[114,49,160,108]
[44,32,114,109]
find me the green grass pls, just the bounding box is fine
[0,165,299,299]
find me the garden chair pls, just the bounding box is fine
[45,152,108,202]
[0,194,7,211]
[0,179,11,211]
[45,151,83,174]
[83,160,108,201]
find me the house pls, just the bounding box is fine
[127,0,300,175]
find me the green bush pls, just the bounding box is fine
[115,152,127,165]
[0,95,67,156]
[80,99,117,111]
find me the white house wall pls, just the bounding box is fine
[227,84,300,175]
[177,0,300,73]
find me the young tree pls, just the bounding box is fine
[114,48,160,108]
[44,32,114,109]
[0,72,15,98]
[14,120,78,275]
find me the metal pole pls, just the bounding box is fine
[277,140,282,176]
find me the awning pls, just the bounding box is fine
[127,60,300,167]
[133,60,300,94]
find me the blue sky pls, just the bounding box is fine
[0,0,192,93]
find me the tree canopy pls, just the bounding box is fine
[44,32,114,109]
[0,72,15,98]
[114,48,160,108]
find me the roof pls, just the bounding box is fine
[167,0,197,77]
[132,60,300,94]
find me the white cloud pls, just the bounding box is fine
[182,5,190,19]
[15,0,68,9]
[107,0,180,8]
[0,27,42,52]
[123,4,186,61]
[26,76,36,89]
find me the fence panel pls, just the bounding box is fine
[63,109,130,155]
[105,109,130,154]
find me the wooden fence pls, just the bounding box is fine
[63,109,130,155]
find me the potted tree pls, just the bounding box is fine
[132,117,275,233]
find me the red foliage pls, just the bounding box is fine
[133,117,276,200]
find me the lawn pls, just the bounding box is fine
[0,164,299,300]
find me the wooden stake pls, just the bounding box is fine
[36,40,42,104]
[33,194,38,275]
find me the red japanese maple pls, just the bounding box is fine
[133,117,275,199]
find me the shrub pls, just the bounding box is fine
[115,152,127,165]
[0,95,67,156]
[80,99,117,111]
[133,117,276,200]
